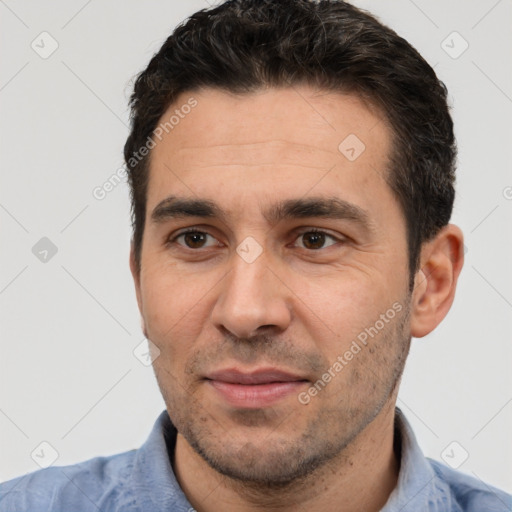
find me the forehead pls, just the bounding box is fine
[147,86,394,217]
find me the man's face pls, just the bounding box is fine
[131,86,412,484]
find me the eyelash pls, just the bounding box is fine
[167,227,343,250]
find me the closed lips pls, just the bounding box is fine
[204,369,308,385]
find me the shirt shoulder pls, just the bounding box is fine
[0,449,138,512]
[1,411,193,512]
[428,458,512,512]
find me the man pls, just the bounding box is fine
[1,0,510,511]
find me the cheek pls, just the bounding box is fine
[140,264,212,349]
[294,271,390,344]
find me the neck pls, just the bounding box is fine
[172,400,399,512]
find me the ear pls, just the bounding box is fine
[129,240,147,337]
[410,224,464,338]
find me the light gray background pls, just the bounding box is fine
[1,0,511,494]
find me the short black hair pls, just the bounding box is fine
[125,0,456,283]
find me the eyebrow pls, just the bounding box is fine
[150,195,374,232]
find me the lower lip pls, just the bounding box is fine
[207,380,307,408]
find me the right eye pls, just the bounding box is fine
[169,229,221,249]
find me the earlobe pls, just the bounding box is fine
[410,224,464,338]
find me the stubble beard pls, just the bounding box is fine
[155,301,412,495]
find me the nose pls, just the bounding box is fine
[210,249,292,340]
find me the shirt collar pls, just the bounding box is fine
[380,407,450,511]
[129,410,192,510]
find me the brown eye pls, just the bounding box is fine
[184,232,207,248]
[174,231,217,249]
[295,230,338,250]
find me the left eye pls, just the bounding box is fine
[293,230,339,250]
[174,230,219,249]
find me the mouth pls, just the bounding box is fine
[204,368,309,408]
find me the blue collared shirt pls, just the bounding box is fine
[1,408,510,511]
